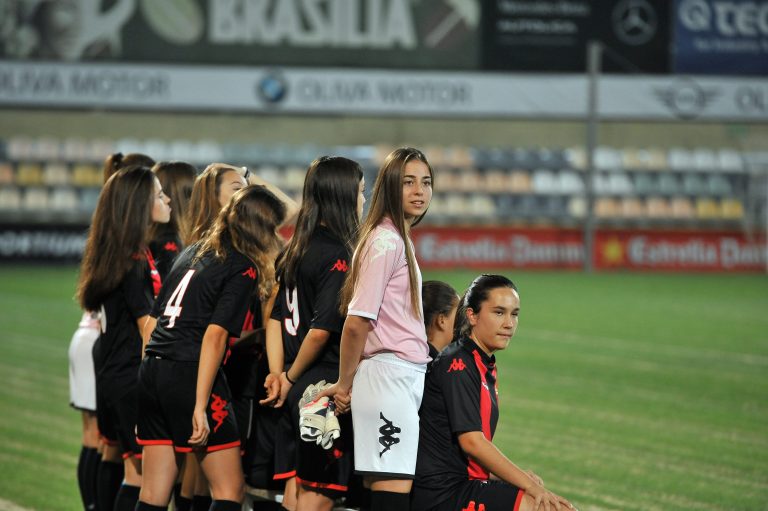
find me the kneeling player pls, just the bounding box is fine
[412,275,575,511]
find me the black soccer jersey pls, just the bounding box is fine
[270,227,349,368]
[146,243,257,362]
[92,259,155,392]
[149,231,182,281]
[412,337,500,511]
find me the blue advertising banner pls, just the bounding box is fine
[674,0,768,76]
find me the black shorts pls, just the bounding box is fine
[96,379,141,459]
[421,480,525,511]
[245,404,282,489]
[136,356,240,453]
[291,365,355,498]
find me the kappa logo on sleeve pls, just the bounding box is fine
[447,358,466,372]
[242,267,257,279]
[164,241,179,252]
[330,259,349,272]
[371,230,399,260]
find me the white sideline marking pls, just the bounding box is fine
[0,498,34,511]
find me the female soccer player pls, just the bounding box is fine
[136,185,286,511]
[103,152,155,182]
[412,274,575,511]
[76,166,171,511]
[320,147,433,511]
[263,156,365,511]
[150,161,198,279]
[422,280,460,359]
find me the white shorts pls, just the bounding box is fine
[351,353,426,478]
[68,314,99,412]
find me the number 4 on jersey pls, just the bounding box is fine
[163,269,195,328]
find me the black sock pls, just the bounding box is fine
[135,502,168,511]
[96,460,124,511]
[174,493,192,511]
[114,484,141,511]
[370,490,410,511]
[209,500,241,511]
[77,447,89,509]
[191,495,212,511]
[83,447,100,511]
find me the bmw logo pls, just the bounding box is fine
[257,71,288,104]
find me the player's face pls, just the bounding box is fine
[402,160,432,223]
[151,177,171,224]
[357,177,366,220]
[218,171,248,208]
[467,287,520,355]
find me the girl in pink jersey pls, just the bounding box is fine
[321,147,433,511]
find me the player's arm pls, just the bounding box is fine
[229,327,265,350]
[140,315,157,355]
[278,328,330,404]
[260,318,284,406]
[458,432,573,510]
[189,324,229,446]
[321,315,369,413]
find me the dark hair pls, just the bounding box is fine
[187,163,242,245]
[339,147,433,318]
[77,166,157,311]
[276,156,363,288]
[196,185,286,300]
[151,161,198,244]
[422,280,458,330]
[103,152,155,183]
[454,274,518,339]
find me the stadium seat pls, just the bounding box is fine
[72,164,102,187]
[595,147,622,170]
[32,137,61,160]
[693,148,718,171]
[468,194,496,218]
[682,174,707,196]
[195,140,224,164]
[509,171,532,193]
[707,174,733,196]
[668,148,694,171]
[720,199,744,219]
[621,197,646,218]
[254,165,283,187]
[62,138,89,161]
[670,197,695,219]
[483,168,508,192]
[79,189,101,212]
[49,188,79,211]
[695,198,721,219]
[633,173,657,195]
[657,173,680,195]
[718,149,743,172]
[7,136,34,160]
[43,163,70,186]
[646,197,671,218]
[455,167,480,192]
[564,147,586,170]
[22,187,49,211]
[15,163,44,186]
[89,139,117,162]
[0,163,14,185]
[558,171,584,194]
[0,187,21,210]
[532,170,559,194]
[607,174,633,195]
[594,197,621,218]
[567,196,587,218]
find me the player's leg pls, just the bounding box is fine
[198,447,245,508]
[137,445,180,507]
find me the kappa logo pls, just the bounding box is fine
[242,267,257,279]
[462,501,486,511]
[164,241,179,252]
[371,230,399,260]
[210,393,229,433]
[447,358,467,372]
[330,259,349,272]
[378,412,401,456]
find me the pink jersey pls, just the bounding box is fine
[347,217,430,364]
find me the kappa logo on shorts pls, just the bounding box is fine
[378,412,401,456]
[242,267,257,280]
[462,501,486,511]
[330,259,349,272]
[447,358,467,372]
[210,393,229,433]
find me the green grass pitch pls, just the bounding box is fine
[0,266,766,510]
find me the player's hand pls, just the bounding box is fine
[276,371,293,408]
[258,372,281,407]
[188,407,210,447]
[317,381,351,415]
[526,469,544,486]
[528,485,575,511]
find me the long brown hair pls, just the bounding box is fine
[339,147,433,319]
[196,185,286,300]
[103,152,155,183]
[151,161,197,244]
[77,166,157,311]
[187,163,241,245]
[275,156,363,288]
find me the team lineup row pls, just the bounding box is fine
[67,149,574,511]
